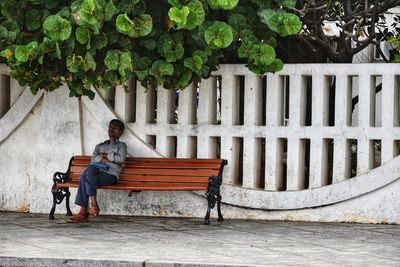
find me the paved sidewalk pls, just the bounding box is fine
[0,212,399,267]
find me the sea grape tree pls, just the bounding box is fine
[0,0,302,99]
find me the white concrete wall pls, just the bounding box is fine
[0,64,399,224]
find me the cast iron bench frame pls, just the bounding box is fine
[49,156,228,224]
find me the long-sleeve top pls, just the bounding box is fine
[91,140,127,179]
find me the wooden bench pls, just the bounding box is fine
[49,156,228,224]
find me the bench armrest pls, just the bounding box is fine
[52,172,70,184]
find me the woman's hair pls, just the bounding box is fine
[110,119,125,132]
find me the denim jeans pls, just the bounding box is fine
[75,164,117,207]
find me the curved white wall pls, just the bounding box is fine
[0,64,399,224]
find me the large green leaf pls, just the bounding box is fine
[105,70,120,84]
[118,51,133,77]
[132,55,152,70]
[78,0,98,25]
[164,65,192,89]
[57,7,70,19]
[162,39,184,62]
[167,0,182,8]
[76,26,91,44]
[186,0,205,30]
[26,9,46,31]
[0,48,13,60]
[0,26,8,42]
[250,43,275,65]
[267,58,283,72]
[208,0,239,10]
[135,14,153,36]
[85,51,96,71]
[15,45,29,62]
[258,9,276,26]
[117,0,140,13]
[116,14,131,33]
[168,1,204,30]
[135,69,149,81]
[149,60,174,85]
[193,50,208,62]
[176,67,192,88]
[239,29,258,42]
[43,15,72,41]
[267,12,302,37]
[282,13,302,36]
[238,41,253,58]
[104,50,120,70]
[168,6,190,28]
[228,14,247,32]
[15,41,38,62]
[184,55,203,72]
[67,55,85,73]
[116,14,153,38]
[40,37,56,57]
[92,32,108,49]
[104,0,116,21]
[204,21,233,49]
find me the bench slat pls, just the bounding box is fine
[69,166,219,176]
[68,174,210,183]
[72,156,224,164]
[71,162,222,169]
[56,181,208,191]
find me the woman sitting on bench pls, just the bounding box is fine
[68,119,127,223]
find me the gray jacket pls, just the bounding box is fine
[91,140,127,179]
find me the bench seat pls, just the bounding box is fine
[50,156,227,224]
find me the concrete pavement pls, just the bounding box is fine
[0,212,399,267]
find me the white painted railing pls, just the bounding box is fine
[1,64,399,198]
[108,64,400,193]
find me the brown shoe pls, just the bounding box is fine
[89,205,100,217]
[67,214,88,223]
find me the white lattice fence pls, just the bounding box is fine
[1,64,399,196]
[100,64,400,194]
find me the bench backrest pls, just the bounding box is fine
[66,156,227,191]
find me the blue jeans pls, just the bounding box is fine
[75,164,117,207]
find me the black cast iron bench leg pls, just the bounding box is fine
[65,188,73,216]
[217,194,223,221]
[49,190,57,220]
[49,186,73,220]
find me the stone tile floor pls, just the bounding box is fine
[0,212,399,266]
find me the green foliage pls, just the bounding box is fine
[208,0,239,10]
[116,13,152,38]
[43,15,72,41]
[388,36,400,63]
[260,9,302,37]
[205,21,233,49]
[0,0,301,99]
